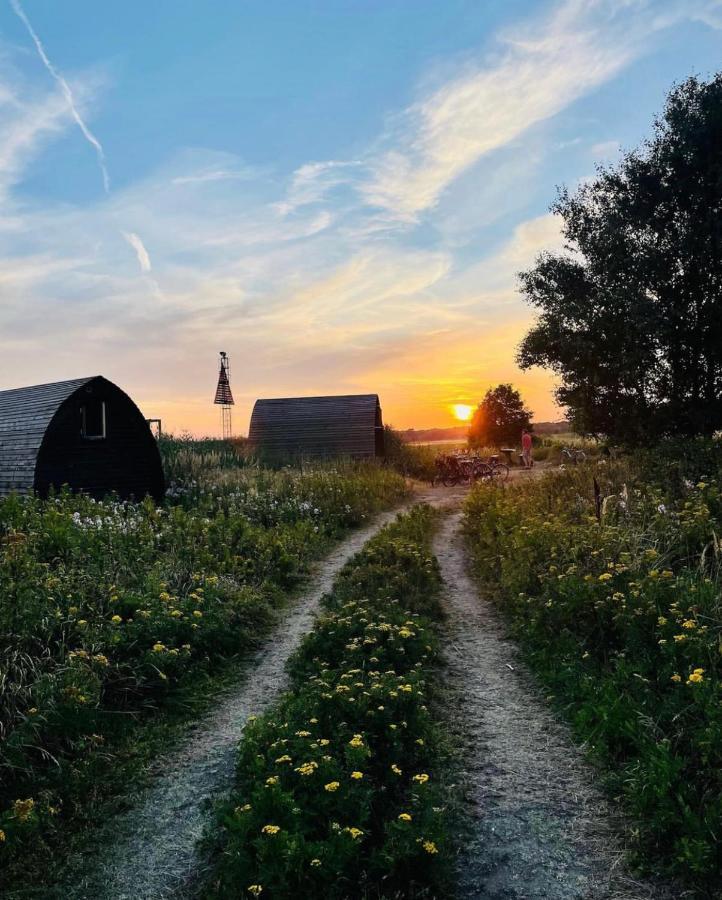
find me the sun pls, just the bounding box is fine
[451,403,474,422]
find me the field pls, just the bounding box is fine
[1,437,721,898]
[0,440,407,891]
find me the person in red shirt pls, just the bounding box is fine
[521,429,533,468]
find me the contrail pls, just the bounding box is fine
[10,0,110,193]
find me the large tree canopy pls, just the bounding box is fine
[468,384,532,448]
[518,74,722,443]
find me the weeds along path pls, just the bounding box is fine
[435,510,665,900]
[71,485,457,900]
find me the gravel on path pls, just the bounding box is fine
[435,510,669,900]
[69,484,458,900]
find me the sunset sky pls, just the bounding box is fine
[0,1,720,434]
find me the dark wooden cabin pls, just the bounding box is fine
[248,394,384,459]
[0,376,165,502]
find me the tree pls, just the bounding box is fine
[517,74,722,443]
[468,384,532,448]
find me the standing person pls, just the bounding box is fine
[521,429,533,469]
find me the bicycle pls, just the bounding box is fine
[560,446,586,465]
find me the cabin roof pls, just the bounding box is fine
[0,376,99,495]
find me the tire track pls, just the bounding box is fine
[434,510,668,900]
[67,486,456,900]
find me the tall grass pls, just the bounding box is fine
[0,459,407,888]
[464,451,722,888]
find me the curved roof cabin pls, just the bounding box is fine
[0,376,165,502]
[248,394,384,459]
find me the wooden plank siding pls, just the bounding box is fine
[0,376,165,502]
[248,394,384,459]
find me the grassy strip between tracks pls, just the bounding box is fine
[203,504,451,899]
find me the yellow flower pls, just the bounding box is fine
[235,804,252,814]
[348,734,364,748]
[93,654,109,666]
[391,764,402,775]
[412,773,429,784]
[265,776,279,786]
[159,592,171,602]
[275,755,292,764]
[110,615,122,624]
[350,771,363,780]
[681,619,697,630]
[423,840,438,855]
[310,858,321,867]
[152,642,167,653]
[657,616,667,626]
[344,827,364,840]
[13,798,35,822]
[0,829,5,842]
[192,610,203,618]
[673,634,687,643]
[294,761,318,776]
[261,824,281,835]
[324,782,340,792]
[248,886,263,897]
[670,673,682,683]
[319,738,330,746]
[687,668,705,685]
[598,573,612,582]
[295,730,311,737]
[398,813,412,822]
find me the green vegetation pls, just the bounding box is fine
[464,450,722,888]
[204,505,450,899]
[382,425,439,481]
[519,74,722,443]
[468,383,532,448]
[0,448,406,890]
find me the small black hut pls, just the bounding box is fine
[248,394,384,459]
[0,376,165,502]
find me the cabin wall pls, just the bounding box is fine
[34,381,164,502]
[248,395,383,459]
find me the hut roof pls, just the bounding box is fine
[0,377,97,496]
[248,393,383,458]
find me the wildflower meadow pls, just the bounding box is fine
[0,442,407,889]
[464,447,722,888]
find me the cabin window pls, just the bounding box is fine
[80,400,106,440]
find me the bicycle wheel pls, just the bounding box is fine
[576,450,586,462]
[492,463,510,482]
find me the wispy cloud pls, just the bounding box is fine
[359,0,713,222]
[9,0,110,193]
[121,231,152,272]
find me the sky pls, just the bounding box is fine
[0,0,720,434]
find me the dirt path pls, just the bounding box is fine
[434,510,666,900]
[68,485,458,900]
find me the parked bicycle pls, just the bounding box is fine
[560,446,586,465]
[433,452,509,486]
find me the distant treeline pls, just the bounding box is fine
[400,421,569,443]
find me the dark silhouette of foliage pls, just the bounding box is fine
[468,384,532,448]
[518,74,722,443]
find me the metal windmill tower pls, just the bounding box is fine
[213,351,234,439]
